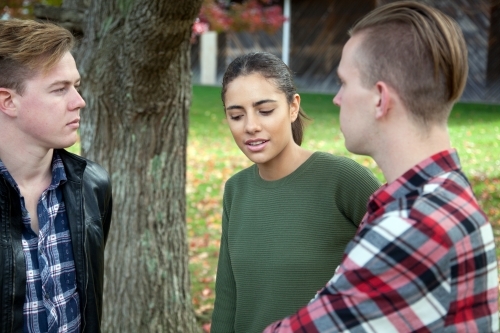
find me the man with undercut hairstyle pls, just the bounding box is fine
[0,19,112,333]
[264,1,498,332]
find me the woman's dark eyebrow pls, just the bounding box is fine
[226,99,277,111]
[253,99,277,107]
[226,105,243,111]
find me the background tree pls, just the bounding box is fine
[32,0,203,331]
[78,1,203,332]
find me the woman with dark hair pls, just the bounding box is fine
[210,52,380,333]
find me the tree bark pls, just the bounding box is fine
[72,0,203,331]
[33,4,85,34]
[487,0,500,84]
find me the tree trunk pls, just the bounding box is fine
[487,0,500,85]
[73,0,203,331]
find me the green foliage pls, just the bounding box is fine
[2,0,62,19]
[187,84,500,328]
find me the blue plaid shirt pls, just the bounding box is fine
[0,152,81,333]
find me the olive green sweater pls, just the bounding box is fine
[211,152,381,333]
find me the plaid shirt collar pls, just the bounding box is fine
[366,149,461,224]
[0,151,67,193]
[48,152,67,189]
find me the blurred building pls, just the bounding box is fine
[191,0,500,103]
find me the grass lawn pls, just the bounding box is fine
[188,84,500,326]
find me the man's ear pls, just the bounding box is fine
[0,88,17,117]
[290,93,300,122]
[374,81,393,120]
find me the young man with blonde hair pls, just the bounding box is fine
[0,19,112,333]
[264,1,498,332]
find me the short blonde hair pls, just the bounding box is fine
[350,1,468,126]
[0,19,75,94]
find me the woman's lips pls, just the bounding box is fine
[245,139,269,152]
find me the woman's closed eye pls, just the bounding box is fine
[230,114,243,120]
[259,109,274,115]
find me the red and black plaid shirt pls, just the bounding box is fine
[264,149,499,332]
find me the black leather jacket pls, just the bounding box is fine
[0,150,112,333]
